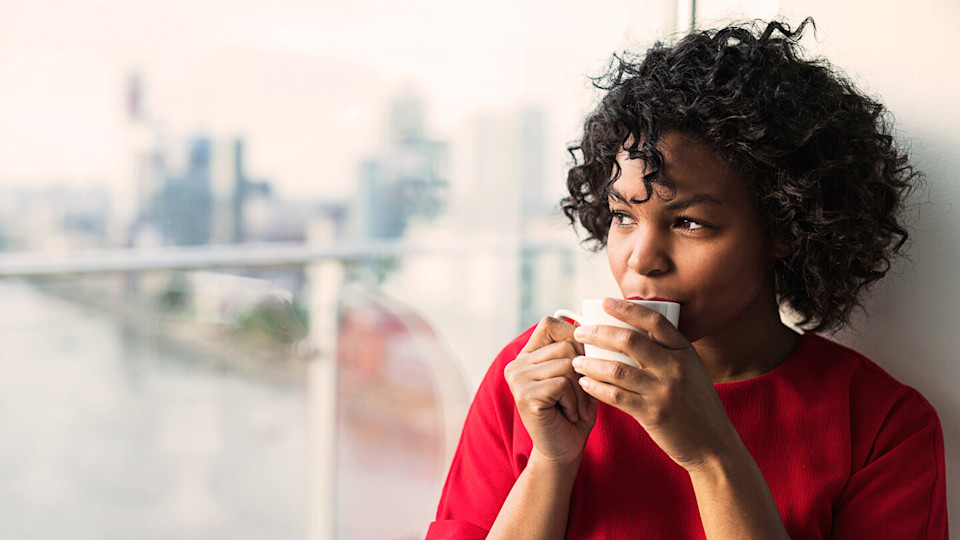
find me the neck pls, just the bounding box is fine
[692,292,800,383]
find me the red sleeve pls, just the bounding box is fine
[425,329,534,539]
[831,387,948,539]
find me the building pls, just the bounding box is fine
[352,91,449,240]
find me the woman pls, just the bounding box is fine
[427,19,947,539]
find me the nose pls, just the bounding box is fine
[626,227,671,276]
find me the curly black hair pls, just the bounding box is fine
[561,18,919,333]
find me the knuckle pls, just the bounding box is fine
[509,380,525,399]
[515,381,537,401]
[504,359,527,388]
[503,360,517,384]
[531,317,556,340]
[543,340,575,361]
[616,330,636,352]
[544,315,566,330]
[610,387,629,406]
[515,394,534,411]
[652,314,673,333]
[547,377,566,392]
[609,361,628,381]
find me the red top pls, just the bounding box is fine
[427,330,948,539]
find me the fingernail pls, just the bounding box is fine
[573,326,591,339]
[572,356,583,370]
[603,297,621,310]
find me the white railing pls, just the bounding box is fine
[0,239,575,277]
[0,239,582,539]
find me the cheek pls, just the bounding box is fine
[680,241,771,320]
[711,245,767,291]
[702,252,764,293]
[606,236,630,285]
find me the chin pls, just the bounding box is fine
[675,313,721,344]
[674,318,698,342]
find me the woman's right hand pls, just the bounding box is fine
[504,316,598,466]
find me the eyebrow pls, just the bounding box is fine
[608,187,723,211]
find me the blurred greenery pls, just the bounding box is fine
[235,297,309,345]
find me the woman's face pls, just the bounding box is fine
[606,133,779,344]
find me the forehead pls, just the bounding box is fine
[613,133,752,204]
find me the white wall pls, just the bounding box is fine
[697,0,960,525]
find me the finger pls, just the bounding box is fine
[577,379,593,421]
[521,316,584,355]
[509,356,585,420]
[555,377,580,423]
[505,341,579,391]
[527,377,580,423]
[578,374,645,414]
[511,355,581,391]
[601,297,687,349]
[581,390,599,421]
[572,355,657,392]
[525,340,581,366]
[573,323,666,369]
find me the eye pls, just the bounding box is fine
[675,217,706,231]
[611,210,636,226]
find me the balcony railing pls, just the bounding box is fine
[0,239,591,539]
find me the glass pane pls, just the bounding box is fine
[1,1,679,537]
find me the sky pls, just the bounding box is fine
[0,0,682,203]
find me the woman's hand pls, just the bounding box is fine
[571,298,739,471]
[504,316,599,466]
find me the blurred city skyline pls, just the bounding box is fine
[0,0,680,206]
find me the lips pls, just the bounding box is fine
[627,295,681,304]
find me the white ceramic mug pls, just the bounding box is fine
[553,299,680,367]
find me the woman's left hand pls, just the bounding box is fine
[571,297,739,472]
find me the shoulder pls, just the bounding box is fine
[807,340,949,537]
[799,333,935,413]
[800,334,942,466]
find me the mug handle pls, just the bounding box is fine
[553,309,582,325]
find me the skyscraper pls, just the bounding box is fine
[353,91,448,240]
